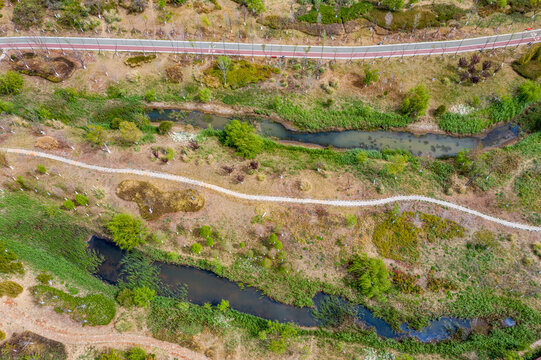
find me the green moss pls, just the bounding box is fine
[0,281,23,298]
[372,212,420,262]
[420,213,464,241]
[32,285,116,326]
[206,60,278,89]
[0,241,24,275]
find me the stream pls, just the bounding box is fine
[147,109,519,158]
[89,236,476,342]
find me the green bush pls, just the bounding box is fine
[99,350,125,360]
[217,299,230,312]
[206,237,214,247]
[223,120,263,158]
[245,0,265,13]
[144,88,156,102]
[345,214,357,227]
[62,199,75,210]
[261,257,273,268]
[347,253,391,298]
[0,280,23,298]
[434,104,447,117]
[32,285,116,325]
[158,120,174,135]
[363,65,380,86]
[74,194,88,206]
[199,87,212,103]
[191,243,203,254]
[132,286,156,307]
[107,213,149,250]
[0,329,5,341]
[36,164,47,174]
[126,347,151,360]
[200,225,212,238]
[86,124,107,146]
[0,100,15,113]
[518,80,541,103]
[119,121,143,145]
[36,273,53,285]
[382,0,404,11]
[401,84,430,117]
[0,71,24,95]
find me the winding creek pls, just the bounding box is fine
[89,236,483,343]
[147,109,520,158]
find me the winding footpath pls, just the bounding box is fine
[1,29,541,59]
[3,148,540,232]
[0,299,207,360]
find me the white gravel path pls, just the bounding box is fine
[3,148,540,232]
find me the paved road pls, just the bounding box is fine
[3,148,540,232]
[0,30,540,59]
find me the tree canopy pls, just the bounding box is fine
[223,120,263,158]
[107,213,148,250]
[348,253,391,298]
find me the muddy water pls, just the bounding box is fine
[89,236,472,342]
[147,109,519,158]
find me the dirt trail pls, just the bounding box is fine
[0,296,207,360]
[2,148,540,232]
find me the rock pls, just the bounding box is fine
[35,136,59,150]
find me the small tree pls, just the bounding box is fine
[132,286,156,307]
[107,213,149,250]
[200,225,212,238]
[223,120,263,158]
[0,71,24,95]
[363,66,379,86]
[126,347,149,360]
[217,56,232,86]
[199,87,212,103]
[62,199,75,210]
[36,164,47,174]
[518,80,541,103]
[348,253,390,298]
[356,151,368,165]
[158,121,174,135]
[401,84,430,118]
[86,124,106,146]
[119,121,143,145]
[245,0,265,14]
[74,194,88,206]
[191,243,203,254]
[385,154,408,177]
[217,299,230,312]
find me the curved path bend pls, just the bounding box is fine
[1,30,540,59]
[0,300,207,360]
[2,148,540,232]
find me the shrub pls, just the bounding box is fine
[372,212,420,262]
[119,121,143,145]
[12,0,44,28]
[200,225,212,238]
[261,257,273,268]
[345,214,357,227]
[85,125,107,147]
[107,213,149,250]
[0,71,24,95]
[74,194,88,206]
[144,88,156,102]
[206,237,214,247]
[158,120,173,135]
[245,0,265,13]
[36,164,47,174]
[0,280,23,298]
[434,104,446,117]
[363,65,379,86]
[191,243,202,254]
[347,253,390,298]
[518,80,541,103]
[356,150,368,165]
[132,286,156,307]
[382,0,404,11]
[126,347,150,360]
[385,154,408,176]
[223,120,263,158]
[199,87,212,103]
[116,288,135,307]
[0,241,24,275]
[99,350,125,360]
[217,299,229,312]
[36,273,53,285]
[0,330,4,341]
[401,84,430,117]
[0,100,14,114]
[62,199,75,210]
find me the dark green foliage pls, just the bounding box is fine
[363,65,380,86]
[0,241,24,275]
[313,296,356,327]
[125,54,157,67]
[0,71,24,95]
[32,285,116,325]
[158,120,173,134]
[119,251,160,291]
[430,160,454,187]
[223,120,263,158]
[518,80,541,102]
[433,4,466,22]
[514,103,541,132]
[401,84,430,117]
[36,273,53,285]
[12,0,45,28]
[382,0,404,11]
[512,44,541,80]
[297,2,373,24]
[347,253,391,298]
[107,213,149,250]
[365,8,438,31]
[434,104,446,117]
[0,331,67,360]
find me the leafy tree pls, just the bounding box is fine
[132,286,156,307]
[199,87,212,103]
[191,243,202,254]
[245,0,265,14]
[13,0,45,28]
[62,199,75,210]
[74,194,88,206]
[382,0,404,10]
[518,80,541,103]
[217,56,232,86]
[348,253,391,298]
[0,71,24,95]
[119,121,143,145]
[455,149,473,174]
[206,237,214,247]
[217,299,230,312]
[107,213,148,250]
[126,347,149,360]
[223,120,263,158]
[356,151,368,165]
[363,65,380,86]
[158,121,173,135]
[385,154,408,176]
[401,84,430,117]
[86,125,106,146]
[36,164,47,174]
[200,225,212,238]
